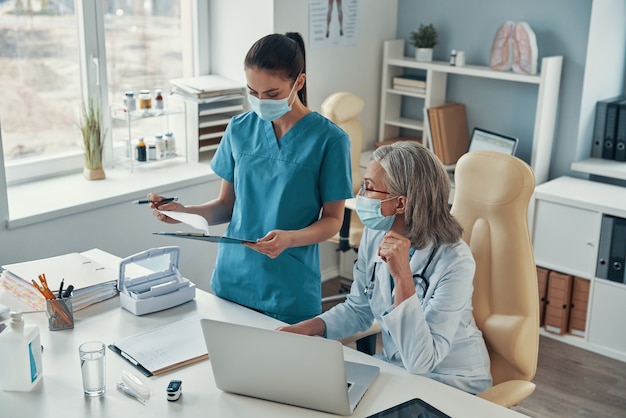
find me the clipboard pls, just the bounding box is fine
[109,316,208,377]
[153,232,253,244]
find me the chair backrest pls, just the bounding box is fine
[321,92,364,195]
[450,151,539,386]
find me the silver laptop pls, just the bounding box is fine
[469,127,519,155]
[201,318,380,416]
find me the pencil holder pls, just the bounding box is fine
[46,297,74,331]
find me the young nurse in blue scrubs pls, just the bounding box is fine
[148,32,352,324]
[279,142,492,394]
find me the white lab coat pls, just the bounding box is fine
[318,228,493,394]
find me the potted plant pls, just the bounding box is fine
[79,100,105,180]
[410,24,439,62]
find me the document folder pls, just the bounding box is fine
[544,271,573,335]
[568,277,590,337]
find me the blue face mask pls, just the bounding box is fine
[355,195,397,231]
[247,80,298,121]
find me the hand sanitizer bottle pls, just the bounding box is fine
[0,311,43,391]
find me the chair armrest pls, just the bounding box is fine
[477,380,536,408]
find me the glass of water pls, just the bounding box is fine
[79,341,106,396]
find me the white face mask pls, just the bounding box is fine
[247,79,298,121]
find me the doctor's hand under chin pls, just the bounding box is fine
[243,230,294,259]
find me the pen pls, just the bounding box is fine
[63,284,74,298]
[58,279,64,299]
[133,196,178,205]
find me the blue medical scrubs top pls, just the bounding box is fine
[210,110,352,323]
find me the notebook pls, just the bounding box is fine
[468,127,519,155]
[201,318,380,416]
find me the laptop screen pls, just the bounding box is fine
[468,128,519,155]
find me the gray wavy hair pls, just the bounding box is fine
[372,141,463,249]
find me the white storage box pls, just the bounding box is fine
[118,246,195,315]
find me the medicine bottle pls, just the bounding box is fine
[148,144,157,161]
[124,91,136,113]
[449,49,457,66]
[155,134,165,159]
[154,89,164,111]
[0,311,43,391]
[136,138,147,162]
[164,132,176,157]
[138,90,152,110]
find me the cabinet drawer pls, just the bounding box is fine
[588,280,626,351]
[532,200,599,278]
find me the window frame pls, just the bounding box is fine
[2,0,201,187]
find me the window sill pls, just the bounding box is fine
[6,158,217,229]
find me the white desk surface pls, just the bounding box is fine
[0,249,527,418]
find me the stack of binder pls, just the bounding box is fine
[0,252,119,311]
[427,102,470,165]
[591,95,626,161]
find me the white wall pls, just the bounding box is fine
[209,0,399,148]
[576,0,626,163]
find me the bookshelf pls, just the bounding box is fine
[379,39,563,184]
[531,176,626,362]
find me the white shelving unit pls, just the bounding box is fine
[379,39,563,184]
[110,103,187,173]
[532,176,626,362]
[571,157,626,181]
[179,91,246,163]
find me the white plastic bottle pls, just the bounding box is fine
[164,132,176,157]
[0,311,43,391]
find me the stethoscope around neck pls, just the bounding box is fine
[364,245,439,300]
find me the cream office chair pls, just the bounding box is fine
[320,92,365,254]
[450,151,539,407]
[320,92,379,353]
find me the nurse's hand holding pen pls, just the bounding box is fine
[147,192,186,224]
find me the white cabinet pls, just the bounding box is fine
[180,92,246,163]
[379,39,563,184]
[533,200,599,278]
[532,176,626,362]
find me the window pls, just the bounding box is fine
[0,0,187,185]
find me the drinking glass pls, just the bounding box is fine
[79,341,106,396]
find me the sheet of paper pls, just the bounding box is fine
[158,211,210,235]
[110,316,208,375]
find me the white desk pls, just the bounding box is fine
[0,249,527,418]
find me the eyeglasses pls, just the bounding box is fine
[359,181,390,197]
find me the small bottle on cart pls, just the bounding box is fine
[155,134,165,159]
[138,90,152,110]
[164,132,176,157]
[154,89,164,111]
[136,138,147,162]
[124,91,136,113]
